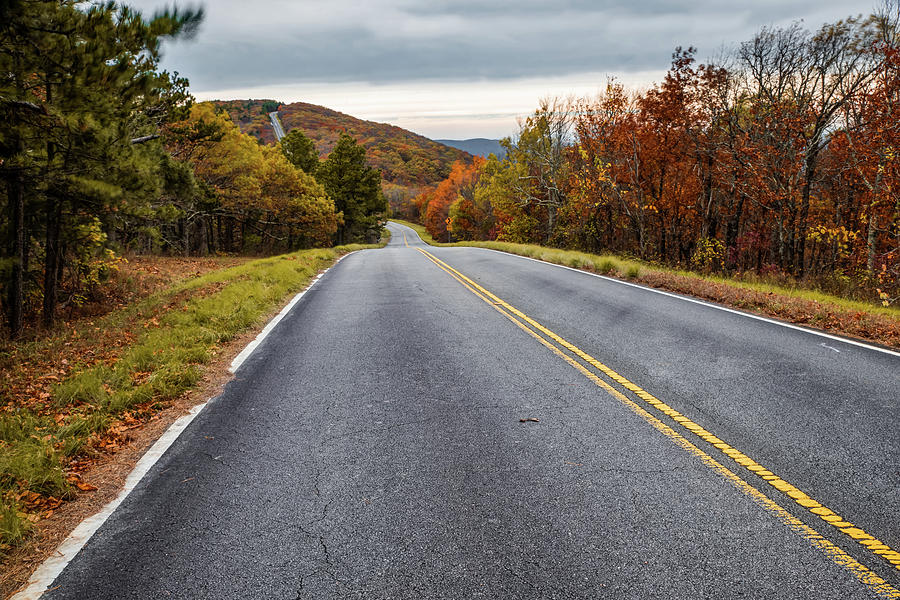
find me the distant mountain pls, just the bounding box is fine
[435,138,506,159]
[214,100,472,193]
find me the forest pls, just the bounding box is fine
[404,9,900,305]
[0,3,387,339]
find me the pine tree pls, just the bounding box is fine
[279,128,319,174]
[0,1,202,333]
[315,133,386,244]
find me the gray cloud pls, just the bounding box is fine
[132,0,871,91]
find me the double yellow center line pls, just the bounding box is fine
[416,246,900,597]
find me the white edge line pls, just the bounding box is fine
[11,251,357,600]
[229,252,353,374]
[481,247,900,358]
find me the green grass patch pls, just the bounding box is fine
[0,242,381,555]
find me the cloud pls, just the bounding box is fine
[126,0,874,138]
[133,0,866,91]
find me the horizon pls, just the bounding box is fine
[192,70,665,140]
[132,1,871,139]
[194,71,665,141]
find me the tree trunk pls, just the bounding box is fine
[796,163,816,277]
[183,216,191,256]
[201,217,211,255]
[867,211,877,276]
[42,197,63,327]
[224,216,234,252]
[776,217,787,271]
[657,213,666,259]
[42,91,61,327]
[724,194,745,270]
[546,204,556,244]
[605,205,614,250]
[6,171,26,337]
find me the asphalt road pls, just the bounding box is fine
[269,111,286,141]
[40,222,899,599]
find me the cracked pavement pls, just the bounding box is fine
[41,223,899,599]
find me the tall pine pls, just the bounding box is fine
[0,1,202,334]
[316,133,386,244]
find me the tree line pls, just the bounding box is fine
[405,5,900,305]
[0,1,386,338]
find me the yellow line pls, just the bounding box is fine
[403,232,409,248]
[417,247,900,596]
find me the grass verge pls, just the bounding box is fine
[0,243,380,555]
[390,219,900,348]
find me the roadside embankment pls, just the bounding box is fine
[0,242,381,588]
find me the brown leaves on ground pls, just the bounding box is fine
[1,256,249,419]
[635,270,900,349]
[0,254,252,526]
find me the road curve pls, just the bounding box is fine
[35,222,899,599]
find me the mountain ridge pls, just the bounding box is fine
[435,138,506,158]
[213,99,473,195]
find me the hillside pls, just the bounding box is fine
[213,99,280,144]
[214,100,472,192]
[435,138,506,158]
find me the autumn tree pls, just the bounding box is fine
[831,1,900,300]
[736,18,882,274]
[505,97,574,243]
[175,103,338,252]
[570,81,650,254]
[422,158,485,242]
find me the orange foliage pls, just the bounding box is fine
[421,158,485,242]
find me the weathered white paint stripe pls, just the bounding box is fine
[10,403,205,600]
[12,252,355,599]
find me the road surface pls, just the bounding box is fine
[35,222,900,599]
[269,111,286,141]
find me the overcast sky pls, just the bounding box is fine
[130,1,871,139]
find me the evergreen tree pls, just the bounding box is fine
[279,128,319,174]
[0,1,202,334]
[316,133,386,244]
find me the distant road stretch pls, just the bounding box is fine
[36,222,900,599]
[269,110,285,141]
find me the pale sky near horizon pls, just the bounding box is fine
[130,1,871,140]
